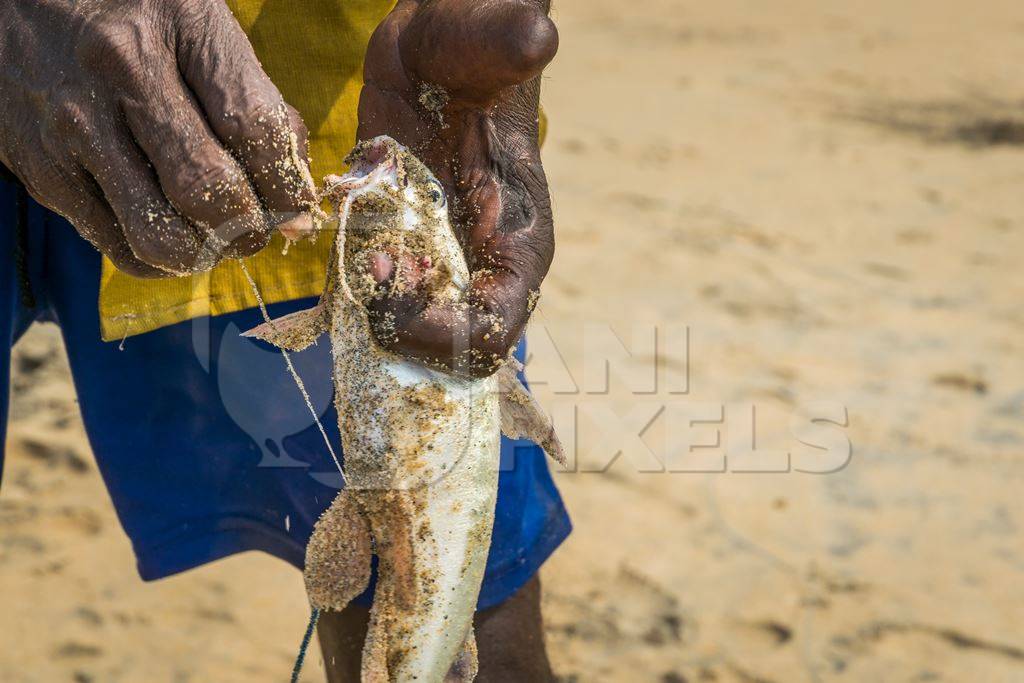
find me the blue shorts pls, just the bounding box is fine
[0,176,570,610]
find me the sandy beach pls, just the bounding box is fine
[3,0,1023,681]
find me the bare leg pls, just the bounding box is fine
[474,576,555,683]
[317,603,369,682]
[318,576,554,682]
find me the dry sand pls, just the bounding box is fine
[3,0,1024,681]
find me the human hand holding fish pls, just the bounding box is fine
[351,0,559,379]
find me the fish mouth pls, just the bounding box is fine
[322,136,404,202]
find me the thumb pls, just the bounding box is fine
[400,0,558,100]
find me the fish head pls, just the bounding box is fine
[322,136,466,304]
[324,135,450,237]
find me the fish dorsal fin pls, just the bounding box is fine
[497,359,566,467]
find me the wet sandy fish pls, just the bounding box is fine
[245,136,562,682]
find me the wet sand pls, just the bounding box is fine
[3,0,1023,680]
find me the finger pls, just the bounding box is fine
[451,107,552,267]
[28,160,167,278]
[118,63,271,259]
[174,2,318,222]
[278,104,318,240]
[400,0,558,99]
[62,173,169,278]
[75,122,214,274]
[358,6,425,142]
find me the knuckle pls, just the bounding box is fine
[124,213,200,272]
[167,0,211,27]
[168,151,247,215]
[219,95,288,149]
[169,0,226,39]
[47,99,90,138]
[77,20,139,68]
[75,16,164,91]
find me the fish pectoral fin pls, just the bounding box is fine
[240,302,328,352]
[445,628,479,683]
[304,489,372,612]
[497,360,567,467]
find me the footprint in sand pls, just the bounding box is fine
[53,641,104,659]
[841,95,1024,149]
[17,437,91,474]
[548,564,694,649]
[932,372,988,395]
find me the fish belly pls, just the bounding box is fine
[385,388,499,681]
[336,324,500,681]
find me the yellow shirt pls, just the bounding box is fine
[98,0,397,341]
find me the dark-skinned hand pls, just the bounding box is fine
[0,0,319,277]
[357,0,558,378]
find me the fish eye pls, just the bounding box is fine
[427,180,446,206]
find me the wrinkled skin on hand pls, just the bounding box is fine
[0,0,318,277]
[358,0,558,378]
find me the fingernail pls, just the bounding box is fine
[278,212,316,242]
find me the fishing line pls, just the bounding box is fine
[237,258,346,485]
[290,607,321,683]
